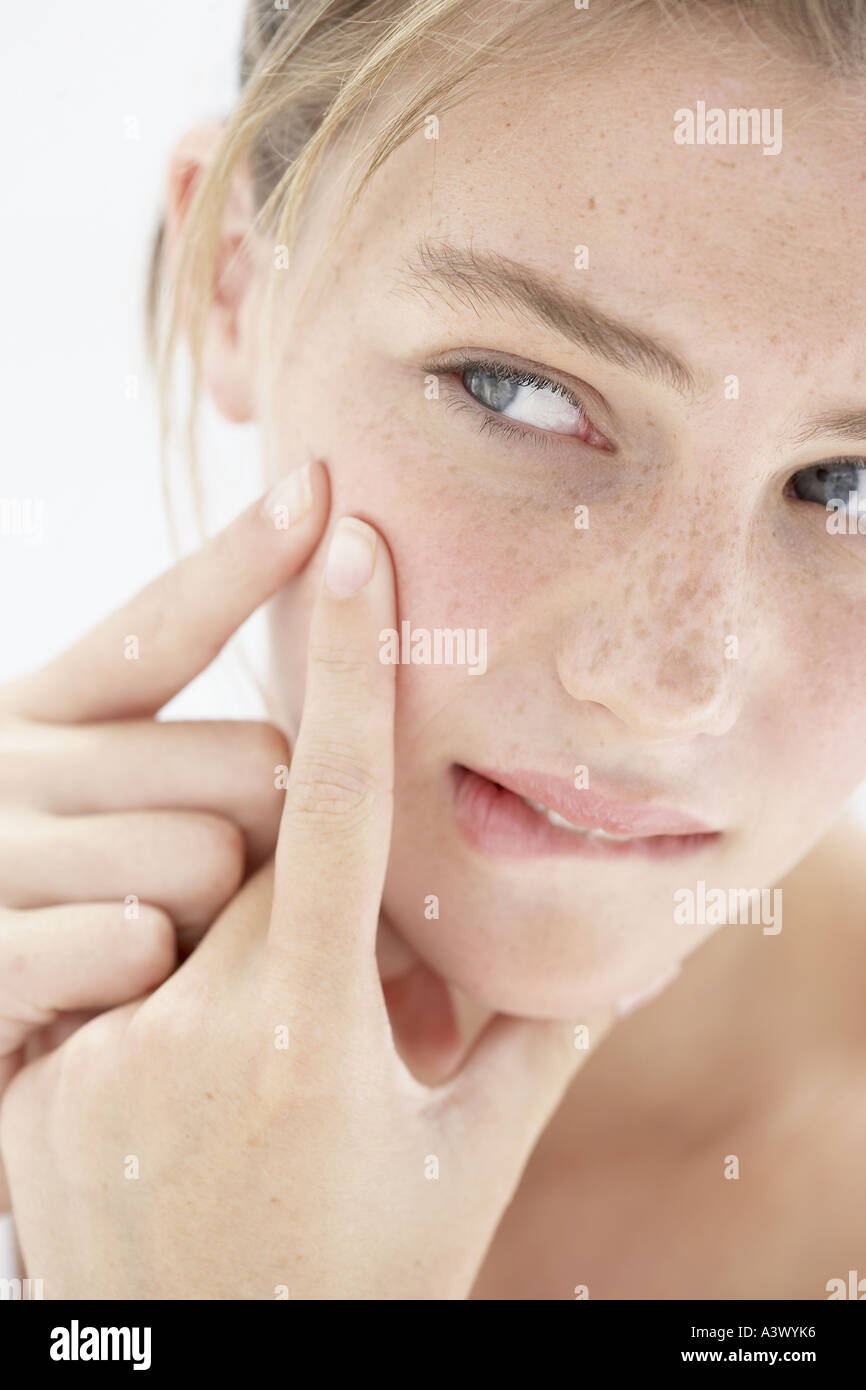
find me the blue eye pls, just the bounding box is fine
[462,365,582,430]
[790,458,866,512]
[456,359,612,448]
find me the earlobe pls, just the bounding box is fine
[163,123,260,424]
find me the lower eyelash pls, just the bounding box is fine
[440,393,561,451]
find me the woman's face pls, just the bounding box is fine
[248,23,866,1015]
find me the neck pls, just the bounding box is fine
[525,815,865,1156]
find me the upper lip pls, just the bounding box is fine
[469,766,717,837]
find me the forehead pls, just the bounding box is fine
[340,22,866,380]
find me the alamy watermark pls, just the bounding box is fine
[674,880,782,934]
[826,493,866,534]
[50,1321,151,1371]
[379,621,487,675]
[0,497,43,544]
[674,102,782,156]
[1,1277,44,1300]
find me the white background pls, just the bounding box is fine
[0,0,261,712]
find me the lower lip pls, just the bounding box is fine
[451,766,719,860]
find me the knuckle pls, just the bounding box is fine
[285,743,384,827]
[0,717,46,802]
[0,906,24,961]
[238,721,291,789]
[46,1013,124,1127]
[308,640,375,685]
[121,990,172,1053]
[4,1025,85,1147]
[183,814,246,904]
[252,721,291,766]
[129,906,177,982]
[124,981,211,1066]
[201,723,291,819]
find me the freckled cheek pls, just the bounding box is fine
[274,430,563,736]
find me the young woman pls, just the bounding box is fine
[2,0,865,1299]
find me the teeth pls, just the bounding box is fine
[523,796,635,842]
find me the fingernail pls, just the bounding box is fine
[264,463,313,528]
[616,962,681,1019]
[325,518,376,597]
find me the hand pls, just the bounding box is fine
[0,461,328,1209]
[1,514,614,1300]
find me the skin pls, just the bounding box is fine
[228,17,866,1295]
[3,11,866,1297]
[250,29,866,1019]
[1,499,614,1299]
[0,492,325,1208]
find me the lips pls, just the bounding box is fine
[451,765,719,859]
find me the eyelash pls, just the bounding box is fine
[422,352,605,453]
[422,353,866,513]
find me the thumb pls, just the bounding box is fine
[448,1008,616,1169]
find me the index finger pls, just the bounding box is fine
[266,516,396,1003]
[5,460,329,723]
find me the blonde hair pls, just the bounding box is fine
[147,0,866,518]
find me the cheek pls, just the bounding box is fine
[331,440,536,614]
[279,426,558,712]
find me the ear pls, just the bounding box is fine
[163,122,260,423]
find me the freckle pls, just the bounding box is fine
[204,1091,214,1100]
[656,644,715,697]
[646,554,666,595]
[673,572,706,605]
[270,1196,281,1205]
[588,196,596,210]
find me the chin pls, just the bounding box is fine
[387,892,662,1018]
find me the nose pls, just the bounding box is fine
[555,511,751,740]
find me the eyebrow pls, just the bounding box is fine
[394,238,866,452]
[394,236,697,396]
[791,409,866,449]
